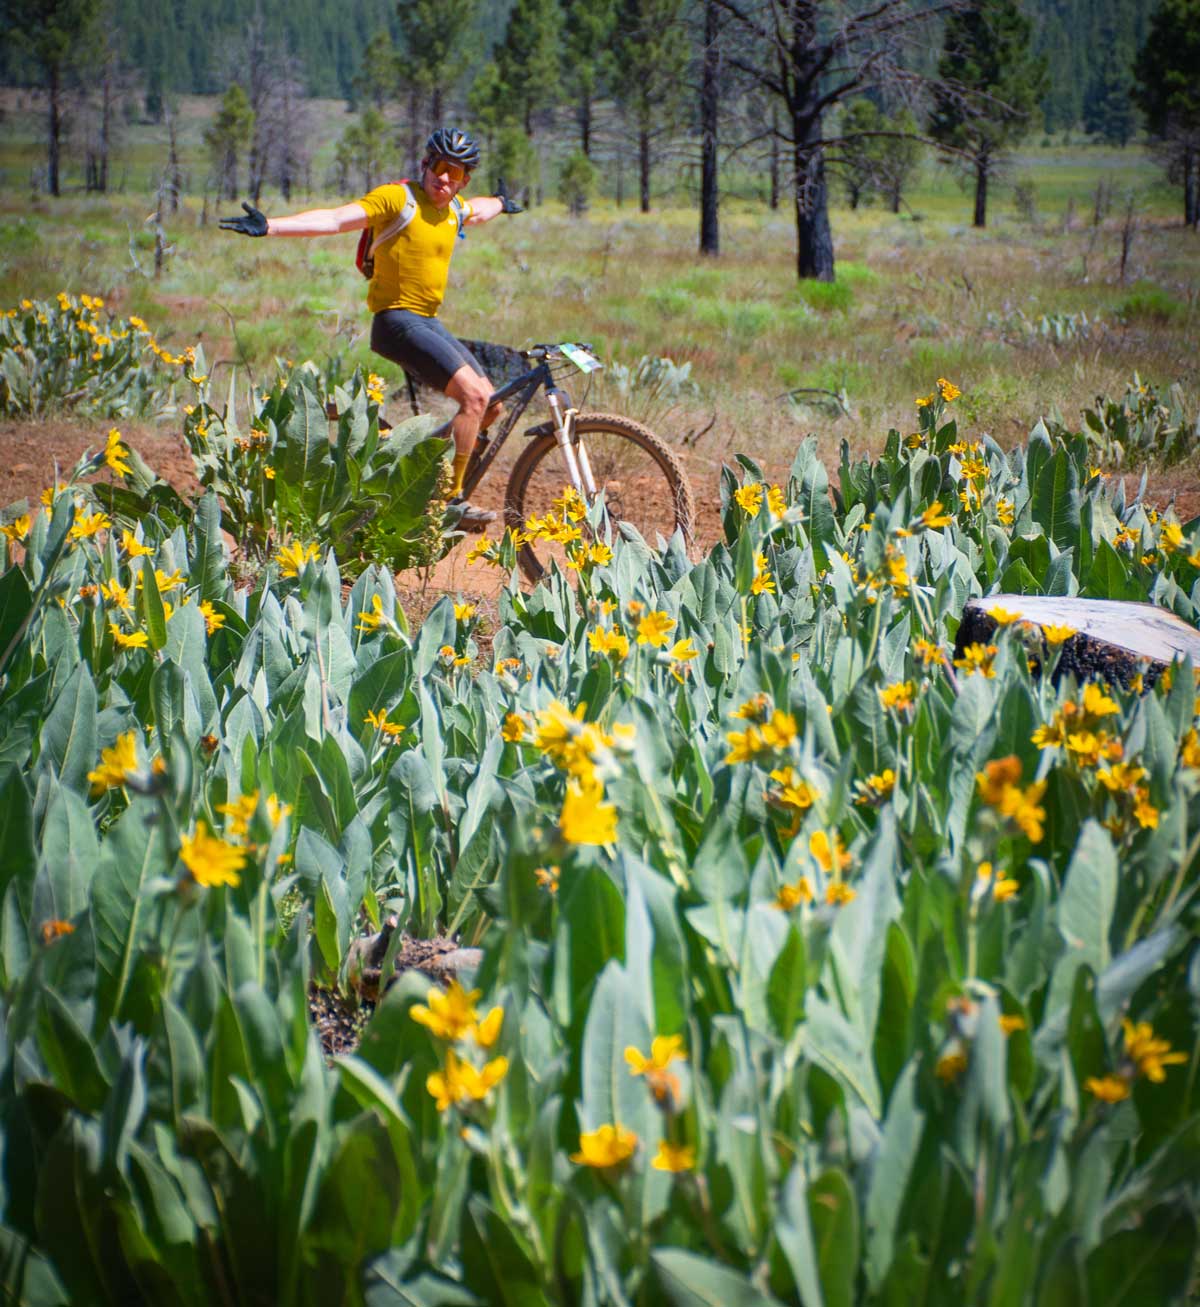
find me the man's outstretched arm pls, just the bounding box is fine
[219,201,369,237]
[464,178,524,226]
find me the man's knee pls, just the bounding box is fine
[448,369,492,417]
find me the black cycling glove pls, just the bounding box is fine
[218,202,268,237]
[496,178,523,215]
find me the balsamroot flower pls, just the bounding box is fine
[571,1123,638,1168]
[180,822,247,888]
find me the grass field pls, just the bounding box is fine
[1,89,1197,471]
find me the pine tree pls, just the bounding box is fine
[352,29,401,110]
[562,0,616,156]
[1133,0,1200,227]
[395,0,481,127]
[611,0,689,213]
[930,0,1049,228]
[494,0,564,139]
[0,0,102,194]
[204,83,255,200]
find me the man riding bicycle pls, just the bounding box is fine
[220,126,521,530]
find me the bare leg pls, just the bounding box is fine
[444,363,494,461]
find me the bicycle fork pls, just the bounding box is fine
[546,388,598,499]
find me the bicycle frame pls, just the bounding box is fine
[426,353,597,505]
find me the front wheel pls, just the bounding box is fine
[505,412,695,583]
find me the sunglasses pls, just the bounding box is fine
[428,157,470,184]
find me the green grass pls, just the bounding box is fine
[1,90,1197,468]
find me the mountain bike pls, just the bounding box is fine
[423,341,695,583]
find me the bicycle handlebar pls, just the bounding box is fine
[522,342,595,361]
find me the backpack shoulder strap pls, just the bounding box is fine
[450,195,468,240]
[367,180,417,257]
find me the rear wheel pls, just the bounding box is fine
[505,412,695,583]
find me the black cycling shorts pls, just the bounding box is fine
[370,309,486,392]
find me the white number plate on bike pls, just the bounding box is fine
[559,343,603,373]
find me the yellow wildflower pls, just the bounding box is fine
[216,792,258,837]
[879,681,916,711]
[937,377,961,402]
[996,498,1015,526]
[180,821,246,888]
[1,514,31,543]
[501,712,527,743]
[825,882,857,906]
[276,540,319,578]
[590,626,630,659]
[998,1014,1026,1036]
[199,601,225,635]
[775,878,815,910]
[356,595,386,631]
[652,1141,695,1173]
[571,1124,638,1168]
[454,601,476,621]
[810,829,851,874]
[105,428,132,477]
[534,865,560,893]
[69,510,111,541]
[560,779,618,846]
[86,731,140,795]
[636,610,675,648]
[734,483,763,517]
[109,622,149,650]
[426,1048,509,1112]
[1085,1075,1130,1103]
[1123,1019,1187,1082]
[853,769,896,805]
[936,1049,968,1084]
[1040,623,1078,646]
[411,980,480,1041]
[954,642,997,678]
[121,529,153,557]
[920,501,953,529]
[766,484,787,517]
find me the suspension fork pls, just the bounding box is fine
[546,387,598,498]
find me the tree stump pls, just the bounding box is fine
[955,595,1200,689]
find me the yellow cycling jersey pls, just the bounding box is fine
[357,182,473,317]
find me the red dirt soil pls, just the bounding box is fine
[2,418,1193,617]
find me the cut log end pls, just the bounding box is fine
[956,595,1200,689]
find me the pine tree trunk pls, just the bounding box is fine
[99,68,112,193]
[769,106,779,210]
[432,86,444,128]
[698,0,720,255]
[891,182,901,214]
[408,88,420,166]
[167,108,181,212]
[580,93,592,157]
[639,127,650,213]
[1184,148,1198,229]
[973,151,989,228]
[792,110,834,281]
[47,65,62,196]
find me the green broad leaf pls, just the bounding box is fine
[99,1041,147,1178]
[1082,538,1145,602]
[957,993,1009,1163]
[0,563,33,672]
[364,1251,480,1306]
[652,1248,784,1307]
[767,924,807,1038]
[139,557,167,651]
[0,766,36,905]
[162,998,204,1121]
[553,867,626,1031]
[790,437,837,571]
[1044,821,1116,1019]
[0,1222,70,1305]
[315,875,347,975]
[461,1196,550,1307]
[162,601,217,727]
[863,1062,924,1292]
[1084,1203,1195,1306]
[774,1165,825,1307]
[91,799,164,1030]
[1030,447,1080,553]
[37,987,113,1112]
[348,650,413,728]
[37,781,99,922]
[307,1116,404,1282]
[190,490,226,602]
[275,371,335,489]
[804,994,881,1116]
[579,962,654,1137]
[1065,966,1105,1093]
[36,661,97,794]
[1096,928,1182,1024]
[807,1169,859,1307]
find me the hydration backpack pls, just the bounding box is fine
[355,179,468,279]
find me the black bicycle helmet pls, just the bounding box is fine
[424,127,481,171]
